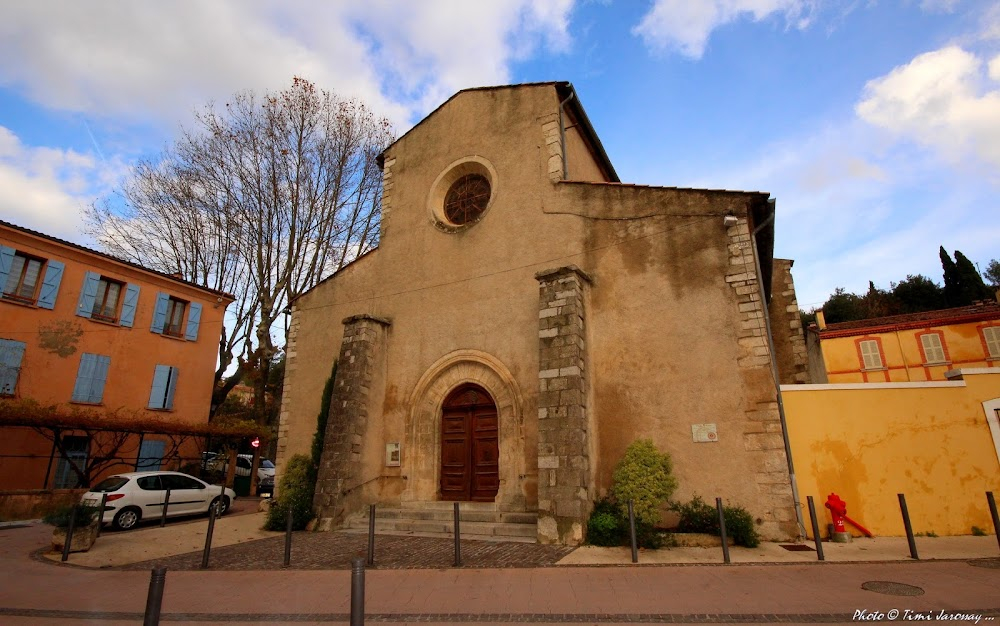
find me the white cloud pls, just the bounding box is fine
[856,46,1000,173]
[632,0,812,59]
[0,1,574,128]
[920,0,959,13]
[0,126,120,240]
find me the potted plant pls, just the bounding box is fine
[45,503,101,553]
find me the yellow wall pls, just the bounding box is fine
[783,370,1000,537]
[821,320,1000,383]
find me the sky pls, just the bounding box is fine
[0,0,998,311]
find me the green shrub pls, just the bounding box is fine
[670,495,760,548]
[610,439,678,527]
[311,361,337,468]
[264,454,316,531]
[586,498,626,546]
[43,503,99,529]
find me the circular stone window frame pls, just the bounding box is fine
[427,156,499,233]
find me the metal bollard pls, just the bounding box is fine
[627,500,638,563]
[367,504,376,566]
[160,489,172,528]
[806,496,825,561]
[350,557,365,626]
[987,492,1000,553]
[201,500,217,569]
[95,493,108,538]
[453,502,462,567]
[61,506,78,562]
[898,493,919,560]
[283,503,293,567]
[143,566,167,626]
[716,497,730,564]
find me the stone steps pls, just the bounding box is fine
[344,504,538,543]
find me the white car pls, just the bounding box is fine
[80,471,236,531]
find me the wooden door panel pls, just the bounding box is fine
[440,385,499,502]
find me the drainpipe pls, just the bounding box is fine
[558,90,575,180]
[750,205,807,539]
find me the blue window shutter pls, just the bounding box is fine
[150,292,169,333]
[184,302,202,341]
[137,439,165,471]
[76,271,100,318]
[72,354,97,402]
[148,364,170,409]
[37,260,64,310]
[165,367,178,409]
[0,246,15,289]
[90,355,110,403]
[0,339,26,395]
[120,284,140,327]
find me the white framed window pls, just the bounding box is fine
[919,333,947,364]
[984,327,1000,359]
[859,339,883,370]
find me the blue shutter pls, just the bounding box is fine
[120,284,140,327]
[72,354,97,402]
[150,292,169,334]
[90,354,110,403]
[148,364,171,409]
[0,339,26,395]
[0,246,14,290]
[76,271,100,318]
[137,439,165,471]
[164,367,178,409]
[37,260,64,309]
[71,353,109,403]
[184,302,202,341]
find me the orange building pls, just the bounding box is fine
[0,220,233,490]
[809,300,1000,383]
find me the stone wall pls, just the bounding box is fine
[768,259,810,385]
[535,265,592,545]
[313,314,391,529]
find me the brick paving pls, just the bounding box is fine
[119,531,575,571]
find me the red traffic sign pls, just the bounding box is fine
[251,437,260,448]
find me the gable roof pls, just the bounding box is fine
[818,300,1000,338]
[378,81,619,182]
[0,219,235,301]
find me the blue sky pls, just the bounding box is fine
[1,0,998,310]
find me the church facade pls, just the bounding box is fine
[276,82,808,544]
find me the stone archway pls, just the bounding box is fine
[404,350,525,510]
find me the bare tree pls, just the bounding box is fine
[87,78,394,421]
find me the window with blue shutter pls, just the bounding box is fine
[1,246,50,305]
[37,260,64,309]
[71,353,111,404]
[151,292,201,341]
[148,364,179,410]
[0,338,26,396]
[137,439,166,471]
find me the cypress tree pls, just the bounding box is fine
[939,247,961,306]
[954,250,993,304]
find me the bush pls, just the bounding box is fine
[610,439,678,527]
[43,503,99,529]
[264,454,316,531]
[586,498,626,546]
[670,495,760,548]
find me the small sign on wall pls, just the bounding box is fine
[385,442,401,466]
[691,423,718,443]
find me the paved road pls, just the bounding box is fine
[1,516,998,624]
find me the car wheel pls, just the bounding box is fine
[113,507,141,531]
[210,496,230,517]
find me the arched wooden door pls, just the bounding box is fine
[440,384,499,501]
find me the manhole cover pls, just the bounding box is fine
[779,544,815,552]
[861,581,925,596]
[968,559,1000,569]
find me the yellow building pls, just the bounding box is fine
[809,301,1000,383]
[783,368,1000,537]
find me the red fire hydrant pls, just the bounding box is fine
[825,493,848,533]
